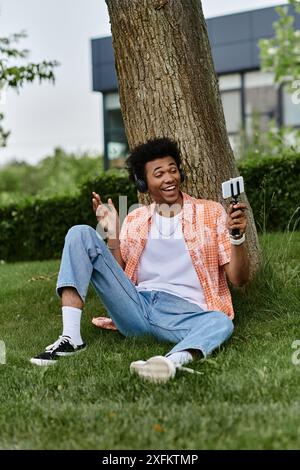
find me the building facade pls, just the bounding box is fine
[91,4,300,169]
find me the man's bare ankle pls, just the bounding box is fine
[61,287,84,310]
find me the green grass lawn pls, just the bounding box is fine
[0,232,300,450]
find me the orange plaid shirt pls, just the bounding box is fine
[119,192,234,318]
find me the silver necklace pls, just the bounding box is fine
[154,212,181,238]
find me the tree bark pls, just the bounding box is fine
[105,0,261,275]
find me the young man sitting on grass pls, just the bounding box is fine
[31,137,249,383]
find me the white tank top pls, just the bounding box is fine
[136,211,207,310]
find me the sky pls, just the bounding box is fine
[0,0,286,166]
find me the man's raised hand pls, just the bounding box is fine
[92,192,120,240]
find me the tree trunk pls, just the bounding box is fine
[105,0,261,275]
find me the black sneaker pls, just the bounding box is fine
[30,335,86,366]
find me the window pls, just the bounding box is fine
[105,93,121,110]
[221,91,242,134]
[282,86,300,126]
[244,71,278,134]
[228,134,241,156]
[219,74,241,91]
[218,74,242,157]
[103,93,128,168]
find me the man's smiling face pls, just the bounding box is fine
[144,156,183,206]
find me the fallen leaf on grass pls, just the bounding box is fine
[153,424,165,433]
[28,272,58,282]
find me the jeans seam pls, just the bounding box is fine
[149,321,190,333]
[93,255,141,307]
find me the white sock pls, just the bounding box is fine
[167,350,193,367]
[62,306,83,346]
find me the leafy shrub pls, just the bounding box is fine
[0,170,138,261]
[239,154,300,232]
[0,147,103,206]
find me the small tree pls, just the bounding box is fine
[0,30,58,147]
[259,0,300,89]
[258,1,300,157]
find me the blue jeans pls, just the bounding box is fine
[56,225,234,357]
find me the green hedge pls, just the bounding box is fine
[0,157,299,262]
[238,154,300,232]
[0,170,138,262]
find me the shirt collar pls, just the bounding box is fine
[145,191,194,225]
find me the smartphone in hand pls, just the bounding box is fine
[222,176,245,237]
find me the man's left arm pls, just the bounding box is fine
[223,202,250,287]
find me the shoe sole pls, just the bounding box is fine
[30,345,86,366]
[30,357,58,366]
[55,344,86,356]
[130,356,176,383]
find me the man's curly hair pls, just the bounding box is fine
[125,137,182,183]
